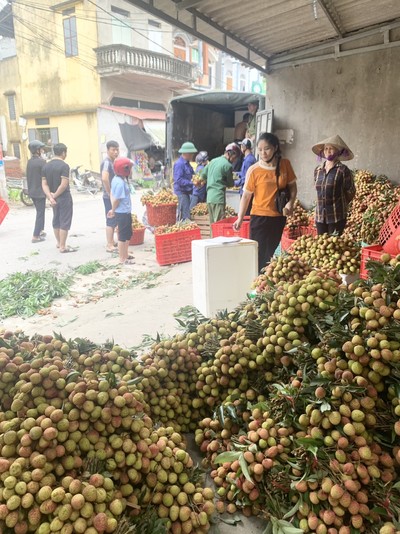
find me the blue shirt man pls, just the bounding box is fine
[234,138,257,195]
[173,141,197,221]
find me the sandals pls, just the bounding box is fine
[60,247,78,254]
[121,258,135,265]
[32,236,45,243]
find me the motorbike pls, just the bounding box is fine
[70,166,99,195]
[6,177,33,206]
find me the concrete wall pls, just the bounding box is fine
[265,47,400,208]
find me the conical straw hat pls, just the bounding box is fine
[312,135,354,161]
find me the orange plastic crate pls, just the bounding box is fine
[129,227,145,245]
[359,244,396,280]
[281,225,317,252]
[155,228,201,266]
[378,201,400,255]
[211,216,250,238]
[0,199,9,226]
[146,203,177,227]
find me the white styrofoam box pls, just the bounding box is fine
[226,189,241,213]
[192,238,258,318]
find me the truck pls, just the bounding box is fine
[165,90,271,170]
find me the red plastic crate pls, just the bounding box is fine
[378,201,400,255]
[155,228,201,266]
[360,244,396,280]
[281,225,317,252]
[146,203,177,227]
[211,216,250,238]
[0,199,9,226]
[129,227,145,245]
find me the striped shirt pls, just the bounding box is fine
[314,162,355,224]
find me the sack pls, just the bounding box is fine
[275,188,290,214]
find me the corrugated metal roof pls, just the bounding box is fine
[191,0,399,55]
[129,0,400,70]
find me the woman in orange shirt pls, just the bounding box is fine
[234,133,297,272]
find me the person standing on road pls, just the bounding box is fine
[101,140,120,252]
[173,142,197,221]
[312,135,355,236]
[202,143,240,224]
[107,158,134,265]
[42,143,75,254]
[234,133,297,273]
[26,140,47,243]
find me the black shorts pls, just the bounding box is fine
[52,193,73,231]
[115,212,132,242]
[103,196,118,228]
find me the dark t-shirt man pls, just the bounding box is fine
[42,160,71,199]
[27,156,46,199]
[101,157,115,199]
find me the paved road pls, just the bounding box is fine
[0,190,196,347]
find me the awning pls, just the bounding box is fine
[142,120,165,148]
[119,123,154,152]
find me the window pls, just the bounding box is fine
[63,17,78,57]
[191,47,199,63]
[148,28,162,53]
[240,75,246,92]
[12,143,21,159]
[7,95,16,120]
[225,71,233,91]
[35,118,50,126]
[173,36,187,61]
[28,127,59,146]
[111,7,132,46]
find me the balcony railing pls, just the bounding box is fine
[95,45,196,84]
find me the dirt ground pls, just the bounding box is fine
[0,191,268,534]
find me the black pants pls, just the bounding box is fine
[32,197,46,237]
[250,215,286,273]
[316,219,346,236]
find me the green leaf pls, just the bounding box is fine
[104,312,124,318]
[214,451,241,464]
[282,499,301,520]
[238,454,253,482]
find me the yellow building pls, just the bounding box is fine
[0,0,196,173]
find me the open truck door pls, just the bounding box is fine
[255,108,274,137]
[254,109,273,158]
